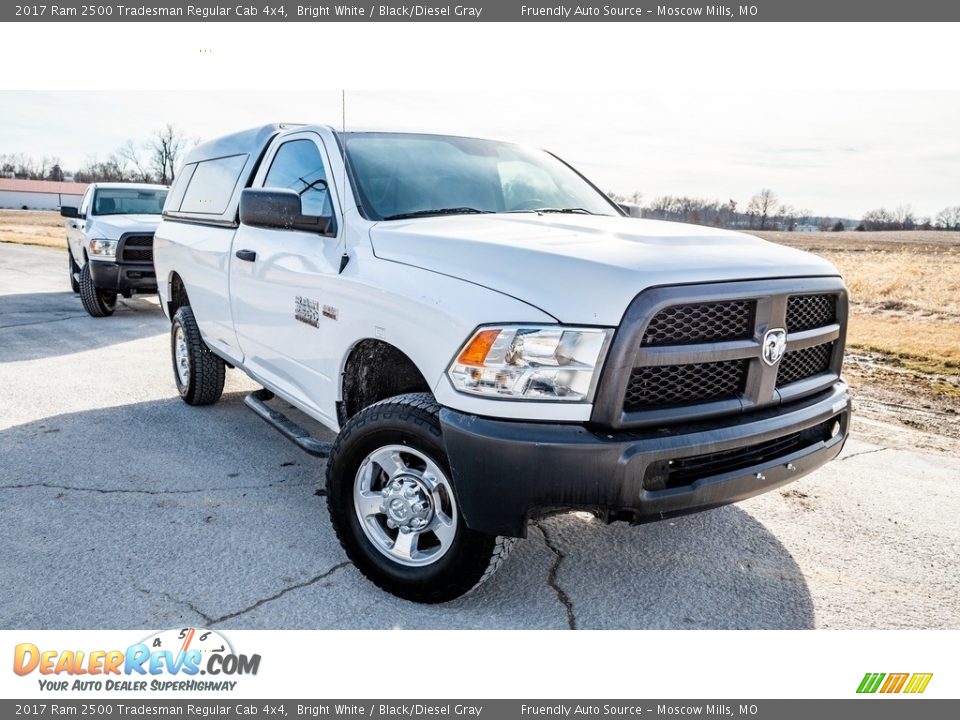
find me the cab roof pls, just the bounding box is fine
[182,123,312,165]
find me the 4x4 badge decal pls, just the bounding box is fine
[294,295,321,328]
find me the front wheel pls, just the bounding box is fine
[326,393,516,603]
[78,262,116,317]
[171,306,225,406]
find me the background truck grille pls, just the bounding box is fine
[786,293,836,332]
[776,342,834,387]
[120,235,154,263]
[624,359,747,411]
[642,300,755,346]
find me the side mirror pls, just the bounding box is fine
[60,206,79,219]
[239,188,334,235]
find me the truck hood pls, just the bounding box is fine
[88,214,162,236]
[370,214,841,325]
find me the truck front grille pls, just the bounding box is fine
[777,342,834,387]
[590,278,848,429]
[786,293,836,332]
[120,235,154,263]
[642,300,755,346]
[624,359,747,411]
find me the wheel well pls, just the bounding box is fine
[168,273,190,319]
[340,340,431,423]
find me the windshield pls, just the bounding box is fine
[92,188,168,216]
[343,133,620,221]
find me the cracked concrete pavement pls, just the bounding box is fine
[2,242,959,629]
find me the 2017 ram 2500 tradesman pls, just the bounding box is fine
[154,124,850,603]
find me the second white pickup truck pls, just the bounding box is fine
[154,124,851,602]
[61,182,168,316]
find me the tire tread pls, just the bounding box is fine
[78,262,115,317]
[172,306,225,406]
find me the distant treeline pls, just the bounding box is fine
[609,189,960,232]
[1,124,191,186]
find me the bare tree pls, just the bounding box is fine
[862,206,919,231]
[149,124,187,185]
[893,204,916,230]
[779,204,798,231]
[75,155,131,183]
[117,140,153,183]
[747,189,778,230]
[936,206,960,231]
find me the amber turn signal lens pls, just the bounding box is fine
[457,329,501,366]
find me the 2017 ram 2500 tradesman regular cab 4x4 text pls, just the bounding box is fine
[154,124,850,602]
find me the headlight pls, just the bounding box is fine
[447,326,613,402]
[88,239,118,257]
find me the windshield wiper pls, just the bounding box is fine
[533,207,596,215]
[383,207,492,221]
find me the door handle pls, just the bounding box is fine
[235,249,257,262]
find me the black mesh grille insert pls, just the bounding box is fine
[624,359,747,411]
[777,342,834,387]
[121,235,154,263]
[642,300,755,346]
[786,294,837,332]
[643,419,835,489]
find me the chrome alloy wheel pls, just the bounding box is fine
[353,444,458,567]
[174,324,191,387]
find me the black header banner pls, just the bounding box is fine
[5,0,960,22]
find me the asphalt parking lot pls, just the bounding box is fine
[2,242,959,630]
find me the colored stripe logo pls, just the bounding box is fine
[857,672,933,694]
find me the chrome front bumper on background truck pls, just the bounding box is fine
[442,380,850,538]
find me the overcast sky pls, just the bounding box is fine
[3,90,959,219]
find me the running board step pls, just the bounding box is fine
[244,389,332,458]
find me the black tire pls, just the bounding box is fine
[171,306,225,406]
[326,392,516,603]
[78,262,116,317]
[68,248,80,294]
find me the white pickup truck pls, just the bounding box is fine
[154,124,850,602]
[61,182,168,316]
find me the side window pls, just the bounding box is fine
[180,154,248,215]
[79,187,93,217]
[263,139,331,218]
[164,163,197,213]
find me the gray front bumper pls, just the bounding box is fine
[441,381,851,537]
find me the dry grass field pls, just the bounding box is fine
[757,231,960,373]
[757,230,959,450]
[0,209,64,248]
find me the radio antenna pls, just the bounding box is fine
[338,89,350,274]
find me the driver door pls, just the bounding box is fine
[229,132,342,424]
[67,187,93,263]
